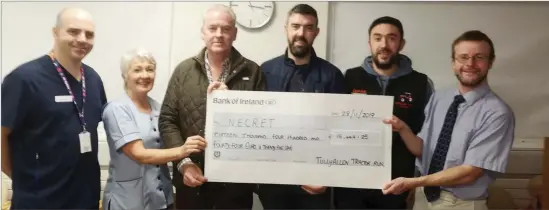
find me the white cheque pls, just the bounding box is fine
[204,90,393,189]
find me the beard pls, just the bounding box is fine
[372,49,399,70]
[455,69,487,87]
[288,36,311,59]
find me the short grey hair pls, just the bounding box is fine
[120,48,156,75]
[202,4,237,27]
[120,48,156,89]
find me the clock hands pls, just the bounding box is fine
[248,2,254,12]
[248,2,265,10]
[230,1,273,28]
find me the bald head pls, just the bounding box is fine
[52,7,96,62]
[55,7,94,28]
[202,4,236,28]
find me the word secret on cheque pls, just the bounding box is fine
[228,118,275,128]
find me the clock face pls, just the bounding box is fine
[229,1,275,29]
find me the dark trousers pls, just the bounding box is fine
[257,184,332,209]
[175,182,254,209]
[334,188,409,209]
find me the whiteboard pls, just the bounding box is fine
[1,2,173,103]
[329,2,549,138]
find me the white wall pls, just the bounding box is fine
[330,1,549,139]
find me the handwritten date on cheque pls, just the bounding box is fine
[332,109,376,119]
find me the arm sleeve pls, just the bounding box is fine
[331,68,348,94]
[99,80,108,118]
[254,65,267,91]
[417,94,434,141]
[413,76,436,134]
[159,66,185,149]
[102,102,141,151]
[415,93,435,174]
[1,71,31,129]
[343,69,354,94]
[463,110,515,173]
[426,77,435,100]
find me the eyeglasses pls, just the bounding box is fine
[454,54,490,64]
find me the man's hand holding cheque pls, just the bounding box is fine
[180,135,208,187]
[381,115,424,195]
[301,185,327,194]
[207,81,229,94]
[380,114,487,197]
[182,162,208,187]
[381,114,485,196]
[383,116,423,158]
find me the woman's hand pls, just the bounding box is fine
[180,135,207,157]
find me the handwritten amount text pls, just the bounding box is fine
[213,141,293,151]
[213,132,322,141]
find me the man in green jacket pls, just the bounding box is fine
[159,4,266,210]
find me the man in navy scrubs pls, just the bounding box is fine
[1,8,107,209]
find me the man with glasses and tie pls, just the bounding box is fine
[381,30,516,210]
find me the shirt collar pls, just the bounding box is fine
[454,82,491,105]
[284,47,317,67]
[204,51,230,69]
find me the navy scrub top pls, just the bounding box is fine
[1,54,107,209]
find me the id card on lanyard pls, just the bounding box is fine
[49,53,92,154]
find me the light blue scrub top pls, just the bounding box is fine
[101,94,173,210]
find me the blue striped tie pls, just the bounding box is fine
[424,94,465,202]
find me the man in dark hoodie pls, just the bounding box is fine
[256,3,346,210]
[334,16,435,209]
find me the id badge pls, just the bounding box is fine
[79,131,92,153]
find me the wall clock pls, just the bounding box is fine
[229,1,275,29]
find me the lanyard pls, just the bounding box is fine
[49,53,87,132]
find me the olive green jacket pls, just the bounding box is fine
[159,47,266,189]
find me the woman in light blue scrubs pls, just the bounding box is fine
[101,48,207,210]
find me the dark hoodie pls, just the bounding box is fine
[344,54,435,180]
[361,54,434,98]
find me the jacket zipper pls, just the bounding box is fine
[35,153,40,189]
[192,57,247,84]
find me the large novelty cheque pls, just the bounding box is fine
[204,90,393,189]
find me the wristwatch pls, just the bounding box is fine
[177,158,193,172]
